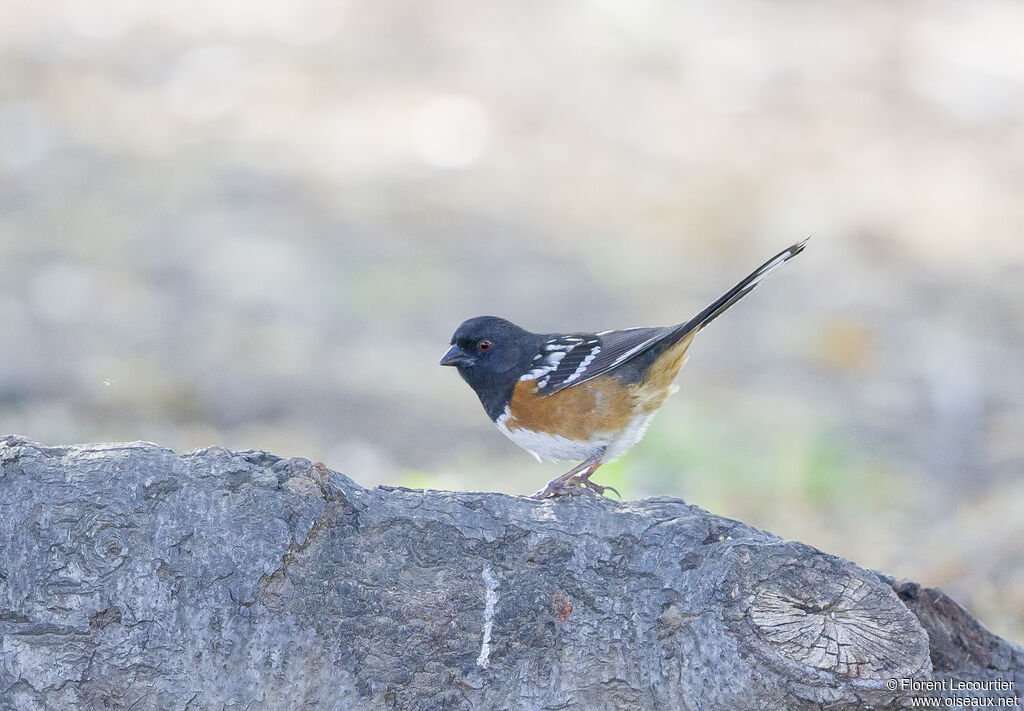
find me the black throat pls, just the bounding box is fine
[457,333,544,421]
[471,373,519,421]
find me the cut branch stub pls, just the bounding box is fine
[736,543,932,686]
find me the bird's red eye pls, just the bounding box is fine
[477,339,492,351]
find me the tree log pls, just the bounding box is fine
[0,436,1020,710]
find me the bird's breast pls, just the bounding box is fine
[494,334,695,463]
[493,378,631,461]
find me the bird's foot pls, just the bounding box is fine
[530,455,610,500]
[530,477,586,499]
[531,475,619,500]
[580,477,620,499]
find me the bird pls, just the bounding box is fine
[440,238,809,499]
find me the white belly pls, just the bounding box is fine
[603,412,657,462]
[494,408,656,464]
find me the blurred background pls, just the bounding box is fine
[1,0,1022,641]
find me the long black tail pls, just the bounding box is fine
[674,237,809,338]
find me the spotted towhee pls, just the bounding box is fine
[441,239,808,499]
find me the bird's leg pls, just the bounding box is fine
[530,457,598,499]
[531,450,616,499]
[578,464,620,499]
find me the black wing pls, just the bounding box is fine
[528,238,810,396]
[527,327,677,396]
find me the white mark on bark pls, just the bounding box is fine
[476,563,499,669]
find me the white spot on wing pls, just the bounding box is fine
[520,350,566,381]
[562,345,601,385]
[476,563,499,669]
[607,335,662,370]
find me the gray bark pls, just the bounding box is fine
[0,436,1020,710]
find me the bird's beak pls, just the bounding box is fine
[439,345,474,367]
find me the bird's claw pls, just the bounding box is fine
[531,475,619,500]
[581,478,621,499]
[530,480,581,499]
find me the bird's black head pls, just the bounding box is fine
[440,316,542,420]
